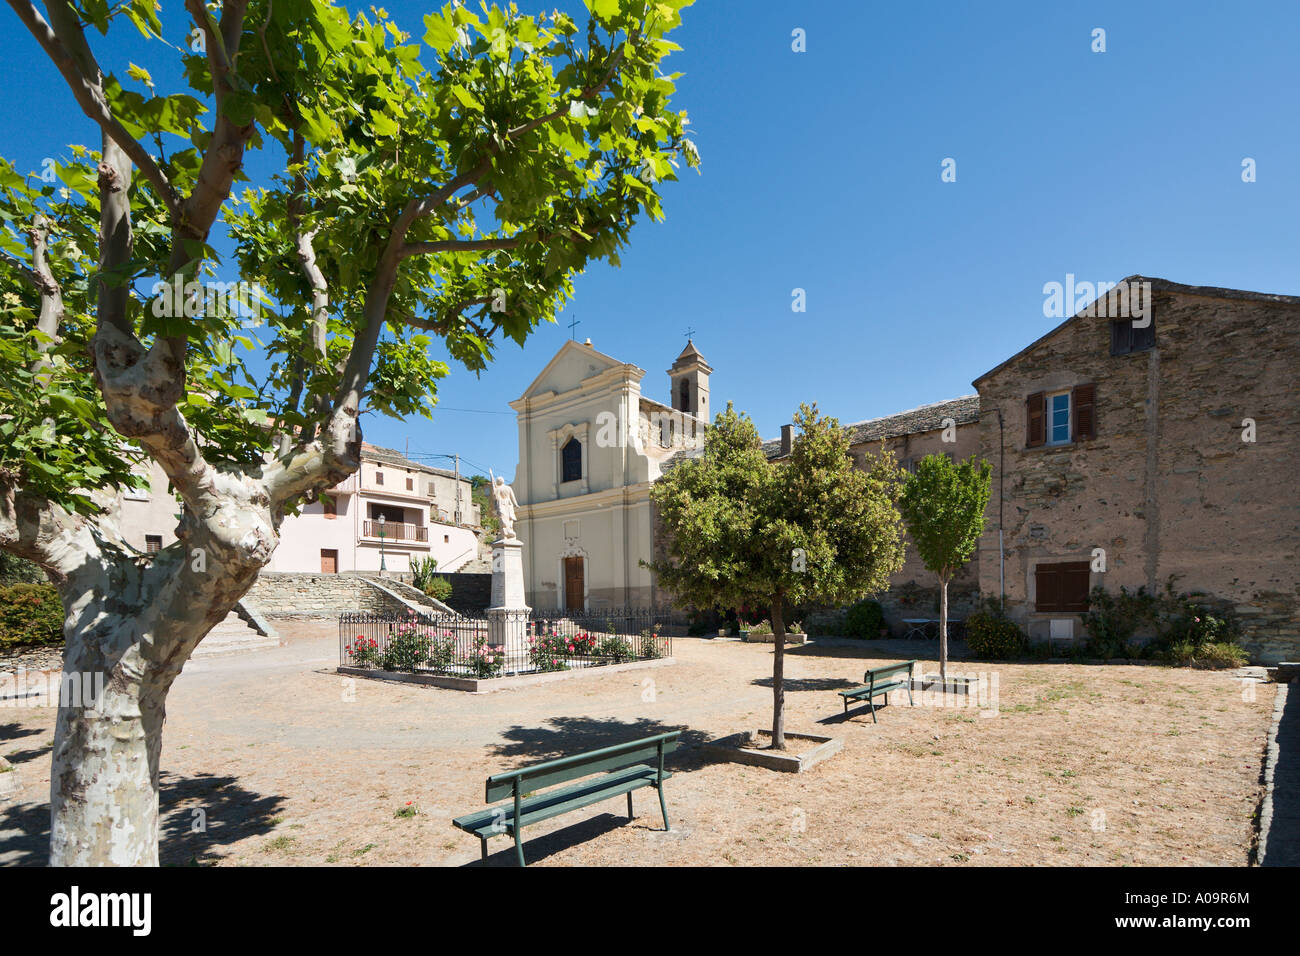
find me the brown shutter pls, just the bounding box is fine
[1072,384,1096,441]
[1062,562,1091,611]
[1026,392,1045,447]
[1035,564,1058,611]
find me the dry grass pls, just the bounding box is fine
[0,625,1273,866]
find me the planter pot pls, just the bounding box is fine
[743,631,807,645]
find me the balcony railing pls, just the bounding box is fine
[363,520,428,542]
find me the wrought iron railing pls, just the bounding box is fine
[339,607,683,678]
[362,520,428,542]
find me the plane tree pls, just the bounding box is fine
[0,0,697,864]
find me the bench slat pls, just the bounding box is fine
[455,765,669,837]
[486,733,678,802]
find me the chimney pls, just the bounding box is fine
[780,424,793,457]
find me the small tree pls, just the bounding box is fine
[649,403,905,748]
[898,454,992,682]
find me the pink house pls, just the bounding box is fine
[267,443,483,575]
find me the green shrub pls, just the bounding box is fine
[845,600,884,639]
[595,635,634,663]
[1082,585,1158,657]
[0,582,64,649]
[1084,581,1246,665]
[1164,641,1247,670]
[639,626,664,659]
[380,625,428,672]
[965,606,1025,659]
[409,555,439,592]
[803,608,847,637]
[745,619,773,636]
[424,575,454,604]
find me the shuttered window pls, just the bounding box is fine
[1027,385,1097,446]
[1035,561,1091,612]
[1111,316,1155,355]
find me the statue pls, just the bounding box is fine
[488,470,519,540]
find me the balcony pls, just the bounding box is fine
[327,474,359,495]
[362,520,428,542]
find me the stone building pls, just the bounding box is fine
[972,277,1299,663]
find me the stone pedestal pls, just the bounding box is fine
[487,537,530,652]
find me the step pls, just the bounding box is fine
[193,612,280,659]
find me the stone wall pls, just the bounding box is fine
[244,572,407,618]
[974,281,1300,663]
[440,572,492,615]
[850,423,983,633]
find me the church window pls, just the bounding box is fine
[561,437,582,483]
[678,378,690,412]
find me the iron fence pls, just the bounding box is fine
[339,607,682,678]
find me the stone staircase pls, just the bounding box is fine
[193,609,280,659]
[457,556,493,574]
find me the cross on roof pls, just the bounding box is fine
[683,326,696,341]
[568,316,581,339]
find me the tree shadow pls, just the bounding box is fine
[490,715,711,769]
[751,676,858,692]
[0,771,286,866]
[0,722,49,768]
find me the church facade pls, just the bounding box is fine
[508,338,710,610]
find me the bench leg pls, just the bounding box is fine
[907,683,914,706]
[480,837,488,863]
[627,791,634,819]
[870,699,878,723]
[513,828,526,867]
[658,784,671,831]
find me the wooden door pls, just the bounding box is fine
[321,549,338,574]
[563,556,584,611]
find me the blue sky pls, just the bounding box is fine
[3,1,1297,481]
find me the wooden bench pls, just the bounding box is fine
[452,731,679,866]
[837,660,916,722]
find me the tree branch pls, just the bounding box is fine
[397,236,523,260]
[6,0,181,221]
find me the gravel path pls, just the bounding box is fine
[0,623,1277,867]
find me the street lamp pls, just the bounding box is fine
[377,514,387,574]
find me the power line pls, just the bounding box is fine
[429,406,515,415]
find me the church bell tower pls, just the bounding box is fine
[667,340,712,424]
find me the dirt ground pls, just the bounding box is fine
[0,623,1276,866]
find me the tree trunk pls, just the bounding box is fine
[49,667,166,866]
[939,574,949,683]
[771,598,786,750]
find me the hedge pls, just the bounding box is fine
[0,582,65,649]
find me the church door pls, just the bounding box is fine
[563,556,584,611]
